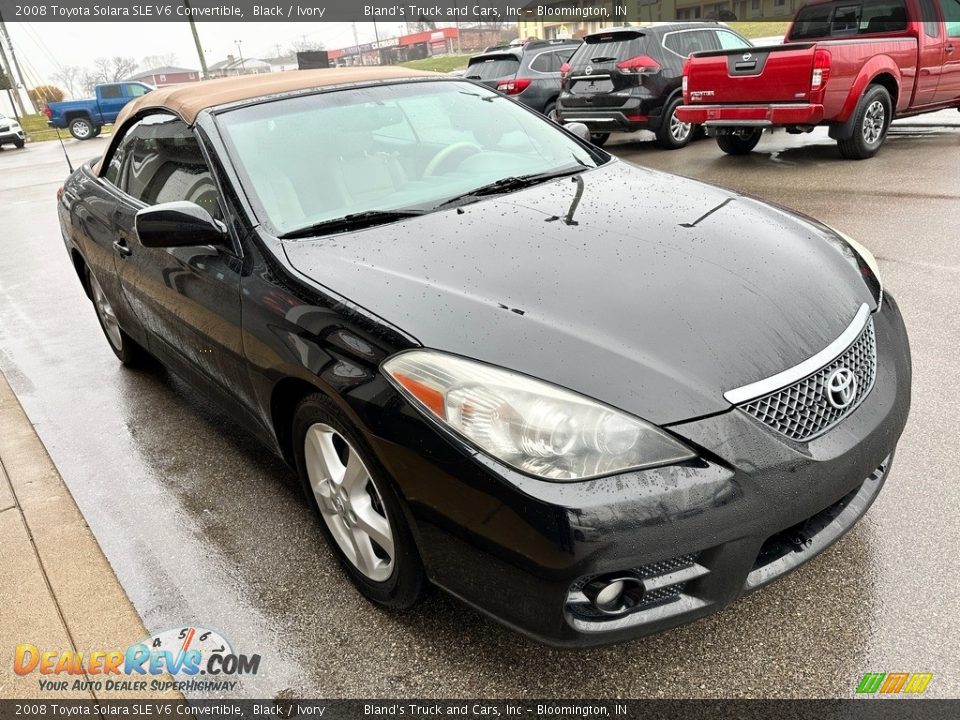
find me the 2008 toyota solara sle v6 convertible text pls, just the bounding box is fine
[57,67,911,646]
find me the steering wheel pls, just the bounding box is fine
[424,142,482,177]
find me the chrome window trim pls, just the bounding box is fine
[724,303,871,405]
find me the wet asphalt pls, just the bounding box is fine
[0,116,958,699]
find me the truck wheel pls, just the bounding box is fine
[590,132,610,147]
[837,85,892,160]
[655,97,693,150]
[69,117,94,140]
[14,138,25,149]
[716,128,763,155]
[92,126,102,138]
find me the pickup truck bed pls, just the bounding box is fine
[677,0,960,159]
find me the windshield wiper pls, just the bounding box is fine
[278,209,424,239]
[590,56,617,63]
[434,166,588,209]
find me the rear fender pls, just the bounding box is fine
[829,57,902,140]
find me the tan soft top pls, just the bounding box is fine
[93,66,439,175]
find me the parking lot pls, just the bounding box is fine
[0,117,958,698]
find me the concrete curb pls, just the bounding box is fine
[0,371,179,700]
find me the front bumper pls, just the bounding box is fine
[677,103,825,128]
[0,129,25,144]
[364,295,910,646]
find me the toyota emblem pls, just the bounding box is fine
[826,367,858,409]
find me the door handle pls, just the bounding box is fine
[113,238,132,257]
[947,44,955,55]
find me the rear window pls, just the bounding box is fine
[466,55,520,81]
[569,31,648,68]
[789,0,908,39]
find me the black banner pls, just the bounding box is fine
[0,1,803,23]
[2,700,960,720]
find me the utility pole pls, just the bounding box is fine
[0,11,31,114]
[235,40,245,74]
[0,28,22,121]
[352,22,363,66]
[183,1,209,79]
[373,21,381,66]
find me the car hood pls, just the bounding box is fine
[282,160,874,425]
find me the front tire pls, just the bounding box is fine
[86,268,142,366]
[292,393,425,610]
[590,132,610,147]
[655,97,694,150]
[544,101,559,123]
[69,117,94,140]
[14,138,25,149]
[716,128,763,155]
[837,85,892,160]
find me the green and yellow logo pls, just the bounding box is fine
[856,672,933,695]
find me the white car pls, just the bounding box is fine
[0,114,25,149]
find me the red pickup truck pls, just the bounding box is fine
[677,0,960,159]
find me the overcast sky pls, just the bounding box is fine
[6,21,412,91]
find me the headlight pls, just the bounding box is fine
[382,350,697,481]
[831,226,883,309]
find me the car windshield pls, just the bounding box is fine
[217,80,604,237]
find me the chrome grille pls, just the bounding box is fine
[738,317,877,441]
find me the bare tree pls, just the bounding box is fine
[80,69,101,96]
[108,56,139,81]
[140,53,178,71]
[53,66,83,98]
[88,56,139,86]
[289,37,324,54]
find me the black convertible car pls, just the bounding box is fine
[58,67,911,646]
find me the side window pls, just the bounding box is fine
[860,0,908,34]
[99,84,122,100]
[664,30,718,57]
[103,120,141,187]
[530,50,563,73]
[127,84,150,97]
[919,0,940,36]
[121,113,222,221]
[716,31,751,50]
[940,0,960,37]
[831,4,863,35]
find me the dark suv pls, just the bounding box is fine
[465,38,582,120]
[557,24,751,148]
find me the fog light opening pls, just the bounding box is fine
[583,575,645,616]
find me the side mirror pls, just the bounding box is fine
[564,122,591,143]
[135,201,227,249]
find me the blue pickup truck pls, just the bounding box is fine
[44,82,152,140]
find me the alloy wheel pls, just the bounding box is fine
[862,100,885,145]
[670,109,692,143]
[73,121,91,139]
[89,273,123,350]
[304,423,395,582]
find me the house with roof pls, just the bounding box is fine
[207,56,272,78]
[127,66,200,87]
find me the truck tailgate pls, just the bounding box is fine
[685,43,817,105]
